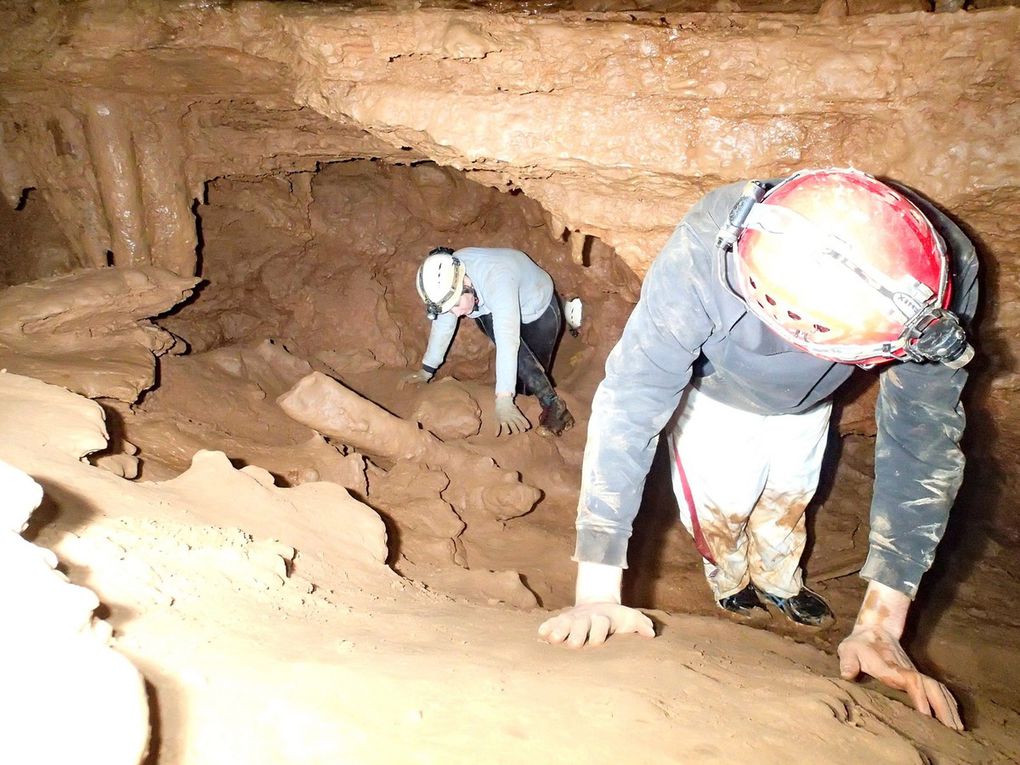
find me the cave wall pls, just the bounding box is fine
[0,91,412,277]
[160,160,640,383]
[2,3,1017,271]
[0,191,80,285]
[0,0,1018,454]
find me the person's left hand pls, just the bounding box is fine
[838,624,963,731]
[398,368,433,389]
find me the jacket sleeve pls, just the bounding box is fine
[483,265,523,397]
[574,215,719,568]
[862,220,980,598]
[421,311,458,372]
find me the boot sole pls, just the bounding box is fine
[717,604,769,619]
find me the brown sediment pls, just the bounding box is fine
[0,2,1019,763]
[277,371,542,521]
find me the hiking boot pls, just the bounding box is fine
[717,583,767,617]
[537,397,575,437]
[761,587,834,627]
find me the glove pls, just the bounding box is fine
[398,368,433,389]
[838,625,962,730]
[838,581,962,731]
[538,603,655,648]
[494,395,530,436]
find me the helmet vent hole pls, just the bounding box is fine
[813,323,830,333]
[787,310,801,321]
[749,277,757,289]
[765,294,777,306]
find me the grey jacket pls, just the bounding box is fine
[422,247,554,396]
[575,181,979,598]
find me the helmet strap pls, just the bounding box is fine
[715,181,771,302]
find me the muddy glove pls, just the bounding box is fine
[398,368,434,389]
[494,395,530,436]
[838,581,963,730]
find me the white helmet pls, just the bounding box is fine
[416,247,465,320]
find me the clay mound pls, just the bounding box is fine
[0,459,149,765]
[2,369,1010,764]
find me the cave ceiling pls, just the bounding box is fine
[0,0,1017,276]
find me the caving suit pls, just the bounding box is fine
[574,181,979,601]
[421,247,562,403]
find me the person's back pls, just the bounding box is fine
[448,247,554,323]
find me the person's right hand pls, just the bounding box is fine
[398,369,433,389]
[538,603,655,648]
[494,395,531,436]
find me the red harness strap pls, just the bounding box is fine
[669,434,717,565]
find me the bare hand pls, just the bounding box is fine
[538,603,655,648]
[398,369,433,389]
[838,625,963,730]
[495,396,531,436]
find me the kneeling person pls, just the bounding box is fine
[405,246,574,437]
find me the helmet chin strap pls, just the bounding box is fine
[715,182,769,302]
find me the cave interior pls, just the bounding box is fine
[1,1,1020,763]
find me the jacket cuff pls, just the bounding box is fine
[860,547,924,600]
[422,363,438,375]
[573,527,631,569]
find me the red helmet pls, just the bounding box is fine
[728,168,970,368]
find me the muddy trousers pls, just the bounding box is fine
[667,386,832,600]
[475,294,563,406]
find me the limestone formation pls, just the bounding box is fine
[278,371,543,520]
[0,266,198,401]
[0,459,150,765]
